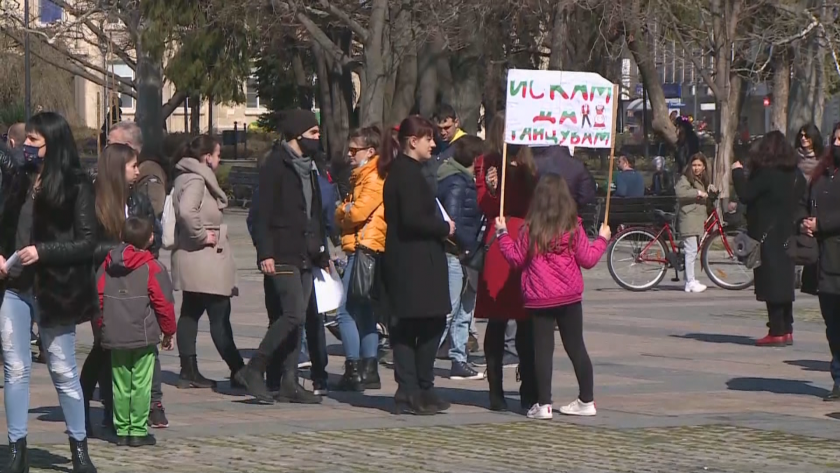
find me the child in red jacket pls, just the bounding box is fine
[496,174,610,420]
[97,217,176,446]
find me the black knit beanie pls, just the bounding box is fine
[280,109,319,139]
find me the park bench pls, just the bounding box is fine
[579,200,602,238]
[228,166,259,207]
[597,195,678,233]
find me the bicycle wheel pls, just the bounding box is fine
[701,230,754,290]
[607,228,669,291]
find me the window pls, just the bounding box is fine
[110,63,134,109]
[246,76,261,109]
[39,0,62,24]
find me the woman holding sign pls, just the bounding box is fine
[474,111,539,412]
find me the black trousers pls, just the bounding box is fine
[766,302,794,336]
[260,266,313,386]
[390,317,446,393]
[303,293,329,383]
[484,318,536,403]
[531,302,594,405]
[819,293,840,386]
[176,291,245,373]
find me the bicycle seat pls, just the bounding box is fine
[652,209,676,224]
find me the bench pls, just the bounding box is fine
[598,195,678,233]
[228,166,259,207]
[579,201,602,238]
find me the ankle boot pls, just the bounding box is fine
[4,437,28,473]
[335,360,363,392]
[420,388,451,413]
[234,354,274,404]
[360,358,381,389]
[177,355,216,389]
[274,372,323,404]
[69,437,97,473]
[486,355,507,411]
[394,388,435,416]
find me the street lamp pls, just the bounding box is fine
[24,0,31,120]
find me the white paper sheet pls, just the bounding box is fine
[436,199,451,222]
[4,252,21,273]
[314,261,344,313]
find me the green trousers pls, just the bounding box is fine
[111,346,155,437]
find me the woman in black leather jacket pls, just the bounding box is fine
[80,143,164,436]
[0,112,98,473]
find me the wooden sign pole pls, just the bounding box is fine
[603,84,620,227]
[499,142,509,217]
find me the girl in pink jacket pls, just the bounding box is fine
[496,174,611,420]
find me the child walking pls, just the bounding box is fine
[675,152,713,293]
[97,217,176,446]
[496,174,610,420]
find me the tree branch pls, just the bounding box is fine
[162,89,188,118]
[0,4,100,44]
[315,0,368,42]
[47,0,137,70]
[658,0,722,97]
[296,12,358,69]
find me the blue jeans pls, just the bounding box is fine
[1,290,86,442]
[440,254,475,363]
[336,254,379,360]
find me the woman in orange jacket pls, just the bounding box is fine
[333,126,390,391]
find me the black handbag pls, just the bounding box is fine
[462,217,497,291]
[787,181,819,266]
[347,205,382,308]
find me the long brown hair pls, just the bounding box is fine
[683,152,710,188]
[485,110,537,179]
[95,143,137,239]
[525,174,578,256]
[379,116,435,167]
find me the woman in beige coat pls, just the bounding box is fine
[675,152,712,294]
[171,135,245,388]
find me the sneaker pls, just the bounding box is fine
[502,353,519,368]
[450,361,486,380]
[128,434,157,447]
[526,403,553,420]
[379,349,394,367]
[298,349,312,369]
[825,385,840,402]
[148,402,169,428]
[559,399,597,416]
[468,355,487,367]
[312,379,329,396]
[684,280,707,293]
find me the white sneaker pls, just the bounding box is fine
[559,399,597,416]
[684,280,707,293]
[526,403,553,420]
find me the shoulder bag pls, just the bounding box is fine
[346,203,382,309]
[786,179,818,265]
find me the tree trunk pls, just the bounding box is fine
[292,48,314,109]
[625,27,677,145]
[714,75,744,199]
[134,41,164,156]
[358,0,389,127]
[416,37,442,118]
[436,44,454,108]
[788,43,819,136]
[450,9,482,134]
[548,0,570,70]
[387,9,417,126]
[770,51,790,133]
[190,93,201,134]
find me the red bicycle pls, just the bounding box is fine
[606,196,753,291]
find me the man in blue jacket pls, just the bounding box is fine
[436,136,485,381]
[614,152,645,198]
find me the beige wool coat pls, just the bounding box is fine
[170,157,237,296]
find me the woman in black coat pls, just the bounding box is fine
[732,130,805,347]
[0,112,98,472]
[798,122,840,400]
[381,116,456,415]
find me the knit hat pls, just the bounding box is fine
[280,109,319,138]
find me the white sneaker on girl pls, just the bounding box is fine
[526,403,553,420]
[684,280,707,293]
[559,399,597,416]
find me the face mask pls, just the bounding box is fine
[833,147,840,161]
[298,137,321,157]
[22,144,43,168]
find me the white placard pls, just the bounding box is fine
[313,261,343,313]
[504,69,616,149]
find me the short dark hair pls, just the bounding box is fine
[452,136,484,168]
[122,217,153,249]
[621,154,636,168]
[433,104,457,122]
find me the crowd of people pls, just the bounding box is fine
[1,104,840,473]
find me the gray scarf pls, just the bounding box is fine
[282,141,315,215]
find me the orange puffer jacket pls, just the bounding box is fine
[335,156,386,253]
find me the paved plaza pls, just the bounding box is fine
[5,211,840,472]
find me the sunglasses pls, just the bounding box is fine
[349,147,371,154]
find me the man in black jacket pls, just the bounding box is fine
[436,136,484,381]
[530,146,597,207]
[235,109,328,405]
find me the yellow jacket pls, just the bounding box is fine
[335,156,386,252]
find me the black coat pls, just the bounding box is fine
[93,189,159,267]
[531,146,597,206]
[436,166,481,254]
[382,154,450,319]
[0,165,98,327]
[798,164,840,296]
[733,167,804,303]
[254,143,327,270]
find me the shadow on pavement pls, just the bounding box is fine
[30,406,64,423]
[327,386,520,414]
[671,333,756,346]
[0,447,72,472]
[726,377,830,398]
[784,359,830,372]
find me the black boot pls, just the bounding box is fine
[486,355,507,411]
[234,354,274,404]
[334,360,363,392]
[394,388,435,415]
[274,372,322,404]
[69,437,97,473]
[420,388,451,413]
[360,358,381,390]
[177,355,216,389]
[4,437,28,473]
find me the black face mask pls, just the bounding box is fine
[833,147,840,162]
[298,137,321,157]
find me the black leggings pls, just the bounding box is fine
[484,318,536,404]
[531,302,593,405]
[176,292,245,373]
[766,302,793,336]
